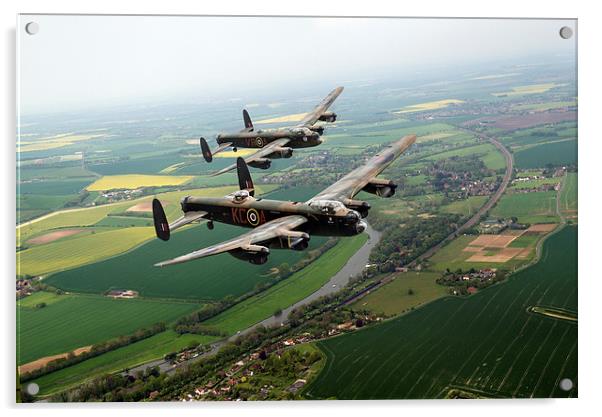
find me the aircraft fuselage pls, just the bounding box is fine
[217,129,322,149]
[181,196,366,237]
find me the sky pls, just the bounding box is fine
[18,15,576,115]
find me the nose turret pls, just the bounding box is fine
[355,220,367,234]
[345,210,361,223]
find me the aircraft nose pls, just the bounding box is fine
[346,210,360,222]
[355,220,367,234]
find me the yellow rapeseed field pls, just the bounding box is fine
[395,99,465,114]
[492,83,561,97]
[86,175,193,191]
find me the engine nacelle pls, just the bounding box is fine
[229,246,270,265]
[362,178,397,198]
[342,199,371,218]
[319,111,337,123]
[247,158,272,170]
[308,125,325,136]
[267,147,293,159]
[289,236,309,251]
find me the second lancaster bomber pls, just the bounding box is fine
[152,134,416,267]
[200,87,344,176]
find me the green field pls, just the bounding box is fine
[440,196,488,217]
[559,173,577,219]
[306,226,577,399]
[17,291,65,308]
[513,101,576,112]
[17,293,200,364]
[94,216,153,228]
[18,166,95,181]
[351,272,447,316]
[321,123,454,150]
[510,178,560,190]
[45,223,326,301]
[206,234,368,335]
[491,191,559,224]
[30,330,216,396]
[18,178,95,195]
[514,139,577,169]
[508,233,541,248]
[424,143,496,162]
[88,153,185,176]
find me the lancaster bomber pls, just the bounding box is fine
[152,134,416,266]
[199,87,344,176]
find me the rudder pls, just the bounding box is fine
[236,157,255,197]
[243,109,254,131]
[152,198,170,241]
[200,137,213,162]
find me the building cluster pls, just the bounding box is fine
[458,180,498,197]
[100,188,143,201]
[478,219,527,234]
[449,268,497,283]
[426,165,497,198]
[437,268,500,296]
[176,319,377,402]
[511,182,560,194]
[105,289,139,299]
[16,278,35,298]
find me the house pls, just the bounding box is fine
[288,379,307,393]
[467,286,478,294]
[336,321,355,331]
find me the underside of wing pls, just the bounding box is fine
[155,215,308,267]
[209,138,291,176]
[297,86,344,127]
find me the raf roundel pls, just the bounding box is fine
[246,208,260,226]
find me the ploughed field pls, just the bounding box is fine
[306,226,577,399]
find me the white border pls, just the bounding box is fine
[2,1,599,416]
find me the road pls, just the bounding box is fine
[125,224,382,376]
[408,128,513,266]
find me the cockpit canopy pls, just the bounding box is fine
[232,189,251,203]
[291,127,312,137]
[309,199,346,215]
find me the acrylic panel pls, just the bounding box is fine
[16,15,577,402]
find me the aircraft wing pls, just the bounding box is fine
[296,86,344,127]
[308,134,417,203]
[209,138,291,176]
[154,215,308,267]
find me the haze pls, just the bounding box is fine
[18,15,576,115]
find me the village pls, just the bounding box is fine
[176,315,379,401]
